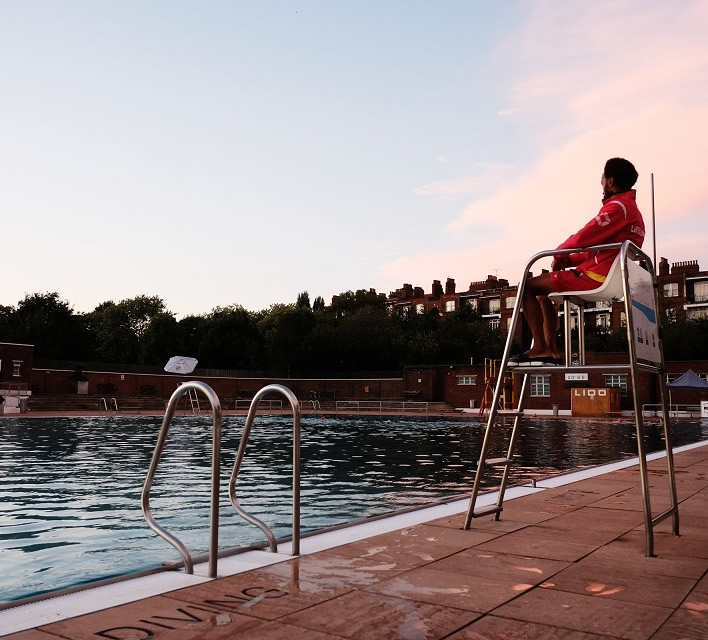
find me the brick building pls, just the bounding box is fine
[0,342,34,413]
[387,255,708,340]
[387,275,524,345]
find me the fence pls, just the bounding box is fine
[641,403,701,418]
[335,400,428,416]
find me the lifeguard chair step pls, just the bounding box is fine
[471,505,503,518]
[484,457,511,467]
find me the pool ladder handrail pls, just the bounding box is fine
[141,381,222,577]
[229,384,301,556]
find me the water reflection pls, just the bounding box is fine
[0,414,706,602]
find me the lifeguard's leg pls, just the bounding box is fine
[521,273,555,357]
[539,297,560,358]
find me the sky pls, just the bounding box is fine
[2,0,707,318]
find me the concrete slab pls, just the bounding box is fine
[493,588,673,639]
[281,589,480,640]
[427,548,569,583]
[362,566,535,612]
[447,615,617,639]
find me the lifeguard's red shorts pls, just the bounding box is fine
[549,269,603,293]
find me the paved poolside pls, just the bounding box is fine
[4,442,708,639]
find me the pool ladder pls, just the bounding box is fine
[141,382,301,578]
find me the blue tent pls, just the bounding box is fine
[667,369,708,392]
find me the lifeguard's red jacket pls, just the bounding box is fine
[555,189,645,283]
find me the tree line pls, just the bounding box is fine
[2,290,706,373]
[0,290,506,373]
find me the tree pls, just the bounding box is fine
[662,318,708,360]
[11,292,93,360]
[140,313,179,365]
[86,295,171,363]
[296,291,311,309]
[312,296,326,313]
[198,306,262,369]
[330,289,386,317]
[259,304,316,374]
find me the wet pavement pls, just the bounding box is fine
[5,444,708,639]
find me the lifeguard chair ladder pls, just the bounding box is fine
[463,240,679,557]
[479,358,513,416]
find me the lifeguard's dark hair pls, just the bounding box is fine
[604,157,638,191]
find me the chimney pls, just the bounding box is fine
[659,257,669,276]
[431,280,443,298]
[413,286,424,298]
[445,277,456,295]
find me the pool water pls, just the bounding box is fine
[1,414,706,602]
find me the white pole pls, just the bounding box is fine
[651,173,657,268]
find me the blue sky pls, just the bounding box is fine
[2,1,707,317]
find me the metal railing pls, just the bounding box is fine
[335,400,428,416]
[642,403,701,417]
[234,399,283,411]
[229,384,301,555]
[141,381,222,577]
[0,382,29,395]
[99,397,119,412]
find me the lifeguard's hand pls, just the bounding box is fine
[552,256,570,271]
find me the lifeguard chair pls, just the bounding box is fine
[464,240,679,556]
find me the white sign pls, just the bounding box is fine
[702,401,708,418]
[573,388,608,397]
[627,259,661,364]
[565,373,589,381]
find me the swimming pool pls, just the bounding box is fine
[1,414,706,602]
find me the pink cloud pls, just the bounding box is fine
[378,0,708,290]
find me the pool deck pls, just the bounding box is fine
[3,441,708,639]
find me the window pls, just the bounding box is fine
[445,300,456,312]
[488,299,500,313]
[663,282,678,297]
[665,308,677,322]
[457,375,477,385]
[596,313,610,331]
[604,374,628,396]
[12,361,21,377]
[489,318,500,330]
[620,311,627,327]
[687,308,708,320]
[700,373,708,382]
[530,375,550,397]
[416,303,425,315]
[505,296,517,309]
[467,299,478,311]
[695,282,708,303]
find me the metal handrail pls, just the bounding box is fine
[235,399,283,410]
[642,403,700,417]
[335,400,429,415]
[0,382,29,394]
[99,397,108,412]
[229,384,301,555]
[141,381,222,577]
[110,397,118,411]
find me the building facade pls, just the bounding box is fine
[387,255,708,339]
[0,342,34,413]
